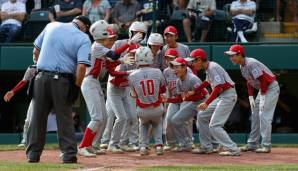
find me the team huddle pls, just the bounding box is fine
[4,18,280,158]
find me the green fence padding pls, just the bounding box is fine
[0,46,33,70]
[212,45,298,70]
[0,133,21,144]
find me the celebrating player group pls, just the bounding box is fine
[4,19,280,158]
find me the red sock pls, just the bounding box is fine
[79,128,96,148]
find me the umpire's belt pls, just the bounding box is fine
[38,70,74,79]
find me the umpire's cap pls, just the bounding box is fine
[74,15,91,30]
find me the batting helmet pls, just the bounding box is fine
[135,46,154,66]
[129,21,147,39]
[89,20,109,40]
[147,33,164,46]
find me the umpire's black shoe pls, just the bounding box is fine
[27,158,40,163]
[63,156,77,164]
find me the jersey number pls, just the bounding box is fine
[140,80,155,96]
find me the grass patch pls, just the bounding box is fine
[0,161,81,171]
[0,144,59,151]
[137,164,298,171]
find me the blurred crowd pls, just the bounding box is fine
[0,0,297,43]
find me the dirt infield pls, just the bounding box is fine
[1,148,298,170]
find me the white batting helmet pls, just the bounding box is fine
[129,21,147,38]
[147,33,164,46]
[135,46,153,66]
[89,20,109,40]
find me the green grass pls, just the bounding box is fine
[0,144,59,151]
[137,164,298,171]
[0,161,81,171]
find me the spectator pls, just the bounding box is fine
[112,0,141,35]
[82,0,111,24]
[136,0,159,31]
[49,0,82,23]
[183,0,216,42]
[230,0,256,43]
[0,0,26,43]
[174,0,189,10]
[276,0,297,22]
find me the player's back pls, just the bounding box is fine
[129,67,165,107]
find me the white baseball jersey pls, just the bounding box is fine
[161,43,190,58]
[176,71,203,94]
[240,57,275,89]
[151,51,167,70]
[23,65,37,82]
[86,42,110,78]
[129,67,166,107]
[206,61,235,89]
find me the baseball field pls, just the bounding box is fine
[1,144,298,171]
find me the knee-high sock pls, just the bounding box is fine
[79,127,96,148]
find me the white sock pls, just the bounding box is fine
[237,31,248,43]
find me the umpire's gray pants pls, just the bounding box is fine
[247,81,280,148]
[137,105,164,148]
[26,72,77,161]
[197,88,238,151]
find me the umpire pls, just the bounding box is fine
[26,16,92,163]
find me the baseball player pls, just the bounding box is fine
[128,46,166,156]
[161,26,190,58]
[161,25,195,145]
[163,57,208,152]
[102,21,147,151]
[99,44,141,152]
[225,44,280,153]
[103,44,142,154]
[186,48,241,156]
[147,33,167,70]
[78,20,142,157]
[3,65,37,147]
[162,48,179,150]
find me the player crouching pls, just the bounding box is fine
[128,47,166,156]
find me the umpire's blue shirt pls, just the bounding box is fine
[34,22,91,74]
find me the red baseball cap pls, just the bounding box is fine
[164,26,178,36]
[128,43,140,53]
[170,57,187,66]
[186,48,206,62]
[225,44,245,56]
[165,48,178,58]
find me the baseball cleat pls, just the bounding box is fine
[130,144,140,151]
[171,146,192,152]
[255,147,271,153]
[192,148,214,154]
[108,145,124,154]
[155,146,163,155]
[87,146,106,155]
[100,143,108,149]
[17,143,25,148]
[219,150,241,156]
[140,147,149,156]
[120,144,136,152]
[78,147,96,157]
[240,145,257,152]
[163,144,175,151]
